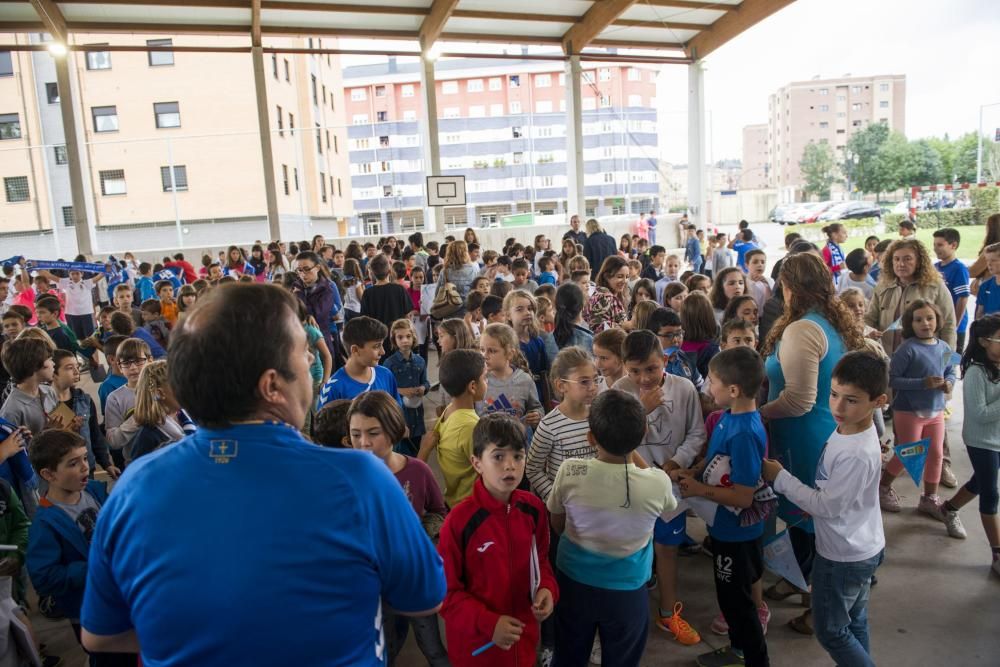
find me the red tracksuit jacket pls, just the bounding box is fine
[438,478,558,667]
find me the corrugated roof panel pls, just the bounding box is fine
[261,8,424,32]
[443,17,572,39]
[60,3,250,27]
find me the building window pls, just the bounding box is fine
[509,75,520,88]
[879,83,889,92]
[3,176,29,203]
[599,95,611,108]
[376,111,388,122]
[819,121,829,129]
[467,79,483,92]
[154,101,180,128]
[99,169,126,196]
[819,88,828,95]
[401,84,414,97]
[558,72,566,87]
[311,75,318,104]
[383,185,392,197]
[284,59,290,81]
[851,103,862,111]
[54,145,67,164]
[512,126,522,138]
[160,165,188,192]
[879,100,889,108]
[320,172,327,203]
[442,81,458,94]
[45,82,59,104]
[380,161,390,172]
[293,167,299,191]
[282,165,289,195]
[289,113,294,130]
[85,47,111,71]
[316,124,322,153]
[272,53,278,78]
[337,178,342,197]
[0,51,12,77]
[818,104,829,112]
[512,151,523,164]
[333,135,338,153]
[851,85,861,94]
[147,39,174,66]
[489,77,501,91]
[321,85,326,105]
[0,113,21,140]
[535,74,551,88]
[541,176,553,187]
[352,114,368,125]
[852,119,863,127]
[91,106,119,133]
[326,130,331,149]
[276,105,283,136]
[879,118,888,124]
[379,135,389,147]
[628,68,641,81]
[603,172,613,183]
[62,206,74,226]
[510,100,522,114]
[599,68,610,81]
[403,109,416,121]
[443,107,460,118]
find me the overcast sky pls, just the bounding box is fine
[342,0,1000,165]
[657,0,1000,163]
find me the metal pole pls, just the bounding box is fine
[166,136,183,248]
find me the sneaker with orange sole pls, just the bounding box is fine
[656,602,701,645]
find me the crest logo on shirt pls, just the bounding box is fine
[209,440,238,464]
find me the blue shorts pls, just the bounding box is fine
[654,513,687,546]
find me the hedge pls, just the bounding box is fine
[881,185,999,232]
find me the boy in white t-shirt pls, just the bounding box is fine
[762,351,887,667]
[547,389,676,665]
[34,267,99,340]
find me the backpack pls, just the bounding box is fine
[430,270,463,320]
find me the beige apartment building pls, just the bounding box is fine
[766,74,906,192]
[741,123,769,190]
[0,33,352,237]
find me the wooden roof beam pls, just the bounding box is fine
[28,0,67,44]
[419,0,461,53]
[562,0,637,55]
[251,0,261,46]
[684,0,795,59]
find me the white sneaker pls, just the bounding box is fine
[942,509,967,539]
[589,635,601,665]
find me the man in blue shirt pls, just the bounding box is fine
[81,284,445,666]
[932,229,970,353]
[647,209,658,246]
[683,224,703,274]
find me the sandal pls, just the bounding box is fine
[764,579,804,601]
[788,610,814,636]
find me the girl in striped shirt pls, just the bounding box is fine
[527,347,599,503]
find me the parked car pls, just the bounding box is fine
[778,203,810,225]
[818,201,882,222]
[797,201,837,224]
[769,205,796,224]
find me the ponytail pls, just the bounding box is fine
[553,283,585,347]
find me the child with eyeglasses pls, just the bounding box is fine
[104,338,152,457]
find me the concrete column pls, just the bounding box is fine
[251,45,281,241]
[419,56,441,233]
[53,54,94,255]
[564,56,585,220]
[466,205,476,228]
[687,61,708,229]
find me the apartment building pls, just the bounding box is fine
[0,33,352,237]
[741,123,769,190]
[342,57,661,235]
[767,74,906,191]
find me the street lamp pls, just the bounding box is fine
[977,101,1000,184]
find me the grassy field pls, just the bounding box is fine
[837,226,986,262]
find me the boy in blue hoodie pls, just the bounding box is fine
[27,429,137,666]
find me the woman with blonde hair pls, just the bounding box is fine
[864,238,956,356]
[759,252,864,631]
[435,240,479,307]
[128,360,190,461]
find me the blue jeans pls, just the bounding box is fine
[811,550,884,667]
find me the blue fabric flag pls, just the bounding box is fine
[25,259,109,274]
[763,529,809,592]
[0,256,23,267]
[893,438,930,488]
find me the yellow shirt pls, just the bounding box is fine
[435,408,479,507]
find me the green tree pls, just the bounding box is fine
[874,132,916,193]
[799,142,837,199]
[908,139,944,186]
[844,122,890,198]
[925,135,955,181]
[952,132,979,183]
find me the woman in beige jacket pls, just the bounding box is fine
[865,238,956,356]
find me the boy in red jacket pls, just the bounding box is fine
[438,413,558,666]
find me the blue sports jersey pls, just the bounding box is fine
[977,276,1000,317]
[318,365,401,409]
[935,259,970,333]
[81,423,445,666]
[704,410,767,542]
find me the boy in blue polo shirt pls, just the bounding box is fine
[678,346,770,667]
[318,316,401,409]
[933,228,971,353]
[975,242,1000,320]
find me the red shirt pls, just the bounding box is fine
[406,286,421,311]
[438,478,558,667]
[164,260,197,284]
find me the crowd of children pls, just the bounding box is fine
[0,217,997,667]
